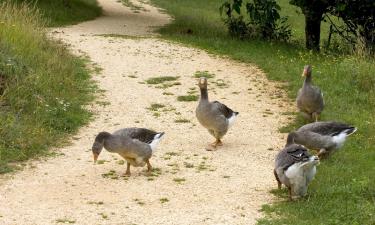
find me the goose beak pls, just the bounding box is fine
[302,69,307,77]
[93,153,99,164]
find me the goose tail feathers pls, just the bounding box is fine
[149,132,165,152]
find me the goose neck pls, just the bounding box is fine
[200,87,209,101]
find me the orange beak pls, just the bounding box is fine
[302,69,307,77]
[93,153,99,163]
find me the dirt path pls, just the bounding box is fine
[0,1,291,224]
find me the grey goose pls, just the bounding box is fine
[195,77,239,151]
[92,127,164,176]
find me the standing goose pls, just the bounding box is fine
[290,121,357,158]
[274,135,320,200]
[91,128,164,176]
[195,77,239,151]
[296,65,324,122]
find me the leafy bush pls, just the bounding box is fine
[220,0,291,41]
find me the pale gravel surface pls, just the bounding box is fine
[0,0,292,224]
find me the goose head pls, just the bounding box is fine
[302,65,312,77]
[92,131,111,163]
[197,77,208,89]
[286,132,298,146]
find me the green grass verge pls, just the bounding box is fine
[4,0,102,27]
[150,0,375,224]
[0,2,96,173]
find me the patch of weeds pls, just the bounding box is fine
[96,101,111,107]
[177,95,198,102]
[117,160,125,165]
[134,198,145,206]
[153,112,160,118]
[128,75,138,78]
[56,218,76,224]
[223,175,231,178]
[99,213,108,220]
[174,118,190,123]
[101,170,119,179]
[213,79,229,88]
[184,162,194,168]
[194,70,215,79]
[156,82,181,89]
[146,167,162,178]
[121,0,147,12]
[173,177,186,184]
[96,160,107,165]
[145,76,179,85]
[159,198,169,204]
[88,201,104,205]
[162,92,174,95]
[147,103,165,111]
[96,34,145,39]
[165,152,180,156]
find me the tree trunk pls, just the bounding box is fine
[304,10,323,51]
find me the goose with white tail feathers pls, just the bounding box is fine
[195,77,239,151]
[92,128,164,176]
[274,137,320,200]
[289,121,357,158]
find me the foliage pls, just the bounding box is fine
[327,0,375,54]
[5,0,102,27]
[220,0,291,41]
[0,2,96,172]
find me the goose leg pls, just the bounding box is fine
[206,139,221,151]
[216,139,223,146]
[288,187,293,201]
[146,159,152,172]
[312,112,319,122]
[125,162,131,176]
[274,169,281,189]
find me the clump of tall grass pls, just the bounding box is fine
[0,2,95,173]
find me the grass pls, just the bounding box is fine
[173,177,186,184]
[159,197,169,204]
[56,218,76,224]
[174,118,190,123]
[8,0,102,27]
[150,0,375,224]
[0,2,97,173]
[177,95,198,102]
[145,76,179,84]
[121,0,146,13]
[147,103,165,111]
[193,70,215,79]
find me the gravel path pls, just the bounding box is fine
[0,1,291,224]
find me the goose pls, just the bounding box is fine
[296,65,324,122]
[274,135,320,200]
[195,77,239,151]
[91,128,164,176]
[289,121,357,158]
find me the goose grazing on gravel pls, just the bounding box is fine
[274,136,320,200]
[289,121,357,158]
[195,77,239,151]
[296,65,324,122]
[92,128,165,176]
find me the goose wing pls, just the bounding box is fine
[113,128,158,144]
[276,144,310,170]
[298,121,356,136]
[212,101,236,119]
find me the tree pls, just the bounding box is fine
[290,0,334,51]
[329,0,375,53]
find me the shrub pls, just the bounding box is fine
[220,0,291,41]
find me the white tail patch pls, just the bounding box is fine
[227,112,238,128]
[149,132,164,152]
[332,132,348,149]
